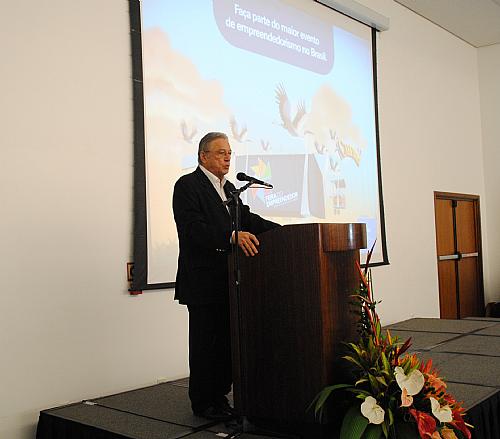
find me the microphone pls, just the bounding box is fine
[236,172,273,188]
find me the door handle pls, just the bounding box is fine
[438,254,459,261]
[438,252,478,261]
[461,252,479,258]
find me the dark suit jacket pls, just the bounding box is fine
[173,167,279,305]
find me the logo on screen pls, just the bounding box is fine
[250,158,272,201]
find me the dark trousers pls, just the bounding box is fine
[187,302,232,413]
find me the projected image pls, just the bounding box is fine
[140,0,385,285]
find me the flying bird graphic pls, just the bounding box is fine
[229,116,249,142]
[329,155,339,173]
[180,120,197,143]
[330,128,345,160]
[275,83,310,137]
[314,140,328,154]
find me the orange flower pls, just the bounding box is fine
[420,358,434,374]
[401,387,413,407]
[440,427,459,439]
[426,373,447,393]
[443,394,457,406]
[402,353,420,368]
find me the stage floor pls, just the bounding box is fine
[37,317,500,439]
[36,377,284,439]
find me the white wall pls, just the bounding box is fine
[0,1,188,438]
[0,0,496,438]
[478,43,500,304]
[353,0,486,324]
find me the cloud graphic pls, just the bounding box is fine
[304,84,366,158]
[142,28,231,247]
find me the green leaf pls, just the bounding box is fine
[352,391,372,398]
[375,376,388,387]
[379,369,391,379]
[340,405,369,439]
[381,420,388,438]
[387,408,394,427]
[312,384,353,415]
[355,378,368,386]
[362,424,382,439]
[381,351,390,373]
[368,337,375,352]
[343,355,364,369]
[348,343,365,358]
[368,374,379,392]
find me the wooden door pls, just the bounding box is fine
[434,192,484,319]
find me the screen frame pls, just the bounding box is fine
[128,0,389,291]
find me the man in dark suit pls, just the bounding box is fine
[173,132,279,421]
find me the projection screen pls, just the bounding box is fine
[130,0,388,290]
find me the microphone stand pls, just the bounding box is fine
[223,181,253,432]
[224,183,292,439]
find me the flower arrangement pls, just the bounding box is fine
[313,246,472,439]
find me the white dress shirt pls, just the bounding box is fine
[200,165,229,207]
[200,166,234,246]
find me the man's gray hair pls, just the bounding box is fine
[198,132,228,164]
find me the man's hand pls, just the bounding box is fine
[233,231,260,257]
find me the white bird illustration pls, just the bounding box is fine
[330,128,345,160]
[229,116,249,142]
[275,83,311,137]
[180,120,197,143]
[314,140,328,154]
[329,155,339,173]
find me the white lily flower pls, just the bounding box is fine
[394,366,425,396]
[360,396,385,425]
[430,397,453,423]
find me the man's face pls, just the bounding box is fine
[200,137,232,180]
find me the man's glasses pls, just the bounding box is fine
[206,149,232,158]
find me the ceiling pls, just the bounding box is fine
[393,0,500,47]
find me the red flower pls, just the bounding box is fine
[419,358,434,374]
[450,413,472,439]
[409,408,437,438]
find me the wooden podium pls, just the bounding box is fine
[229,223,367,425]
